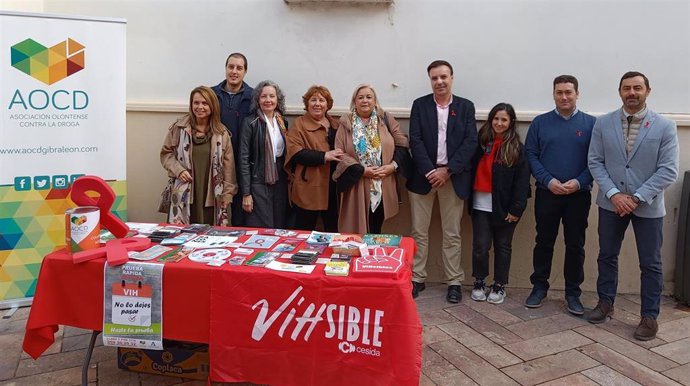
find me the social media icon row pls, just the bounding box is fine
[14,174,84,191]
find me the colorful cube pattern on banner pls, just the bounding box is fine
[0,181,126,301]
[10,38,85,85]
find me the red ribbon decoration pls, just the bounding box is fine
[72,237,151,265]
[70,175,135,265]
[70,175,129,238]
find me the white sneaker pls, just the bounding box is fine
[487,284,506,304]
[471,280,487,301]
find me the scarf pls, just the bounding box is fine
[169,120,227,225]
[474,137,503,193]
[263,112,287,185]
[352,110,382,212]
[210,135,227,225]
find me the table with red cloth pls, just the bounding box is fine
[23,233,422,385]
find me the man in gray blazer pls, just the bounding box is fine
[587,71,679,341]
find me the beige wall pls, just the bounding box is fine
[129,109,690,296]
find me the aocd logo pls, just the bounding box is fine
[8,89,88,110]
[9,38,89,111]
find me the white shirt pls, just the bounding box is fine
[434,96,452,165]
[263,112,284,160]
[473,191,492,212]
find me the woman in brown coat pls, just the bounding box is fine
[285,85,344,231]
[160,86,237,225]
[334,84,409,234]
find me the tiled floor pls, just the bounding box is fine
[418,284,690,386]
[1,285,689,385]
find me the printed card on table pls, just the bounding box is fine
[184,235,238,249]
[242,235,279,249]
[271,237,304,252]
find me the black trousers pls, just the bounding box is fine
[289,193,339,232]
[245,156,289,229]
[530,189,591,297]
[230,193,245,226]
[471,209,517,285]
[368,202,385,234]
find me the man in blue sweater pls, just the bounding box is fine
[524,75,596,315]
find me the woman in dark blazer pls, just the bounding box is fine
[469,103,530,304]
[238,80,289,228]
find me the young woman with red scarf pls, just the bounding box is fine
[469,103,530,304]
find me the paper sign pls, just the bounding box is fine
[111,283,153,326]
[103,262,163,349]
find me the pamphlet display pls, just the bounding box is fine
[362,234,402,247]
[324,261,350,276]
[242,235,280,249]
[261,229,298,237]
[306,231,337,245]
[207,228,245,236]
[271,238,303,252]
[265,260,317,274]
[129,245,172,261]
[245,252,280,267]
[184,235,238,249]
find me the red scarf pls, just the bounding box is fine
[474,137,503,193]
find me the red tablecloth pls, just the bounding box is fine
[209,237,422,385]
[23,234,422,385]
[22,249,213,358]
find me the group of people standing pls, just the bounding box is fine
[159,54,679,341]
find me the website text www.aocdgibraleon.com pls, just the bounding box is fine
[0,145,98,156]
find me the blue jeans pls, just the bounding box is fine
[596,207,664,318]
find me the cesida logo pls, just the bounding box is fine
[338,341,381,357]
[8,38,88,110]
[338,341,356,354]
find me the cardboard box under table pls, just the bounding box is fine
[117,340,209,380]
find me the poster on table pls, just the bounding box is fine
[0,11,126,305]
[103,261,163,349]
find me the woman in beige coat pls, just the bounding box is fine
[160,86,237,225]
[334,84,409,234]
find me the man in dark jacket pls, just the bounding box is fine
[212,52,253,226]
[407,60,478,303]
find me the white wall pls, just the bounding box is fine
[6,0,687,116]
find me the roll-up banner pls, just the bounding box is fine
[0,11,127,306]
